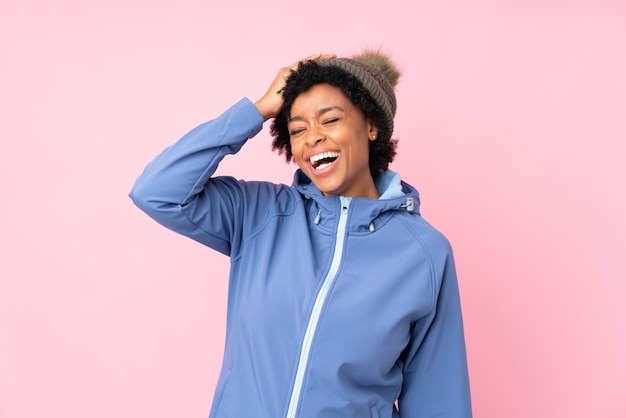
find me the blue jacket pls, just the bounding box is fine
[130,98,472,417]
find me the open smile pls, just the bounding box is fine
[309,151,340,171]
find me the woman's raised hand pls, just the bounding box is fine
[254,52,337,121]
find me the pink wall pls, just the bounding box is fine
[1,0,625,417]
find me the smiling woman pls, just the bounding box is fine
[130,50,472,417]
[287,83,378,198]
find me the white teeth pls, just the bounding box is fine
[316,162,332,170]
[309,151,340,165]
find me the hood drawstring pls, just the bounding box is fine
[310,197,414,230]
[400,197,415,212]
[314,209,322,225]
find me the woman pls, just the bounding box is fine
[130,51,472,417]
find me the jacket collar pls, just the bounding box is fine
[292,170,421,232]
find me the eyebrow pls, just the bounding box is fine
[288,106,344,122]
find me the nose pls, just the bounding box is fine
[304,125,325,146]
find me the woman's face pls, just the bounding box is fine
[288,83,379,198]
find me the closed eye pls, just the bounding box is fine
[323,117,340,125]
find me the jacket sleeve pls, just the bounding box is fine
[398,239,472,417]
[129,98,265,256]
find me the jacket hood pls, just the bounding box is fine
[292,170,421,233]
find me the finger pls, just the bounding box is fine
[287,53,336,72]
[303,52,337,61]
[288,54,316,70]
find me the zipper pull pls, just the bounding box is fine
[340,196,352,214]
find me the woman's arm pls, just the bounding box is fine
[129,98,264,255]
[129,53,336,255]
[398,242,472,417]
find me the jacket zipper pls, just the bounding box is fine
[285,196,351,418]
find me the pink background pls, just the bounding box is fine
[1,0,625,417]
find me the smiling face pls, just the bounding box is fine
[288,83,380,198]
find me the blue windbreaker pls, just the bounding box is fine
[130,98,472,417]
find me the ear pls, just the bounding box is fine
[367,121,380,141]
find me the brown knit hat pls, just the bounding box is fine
[316,50,401,140]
